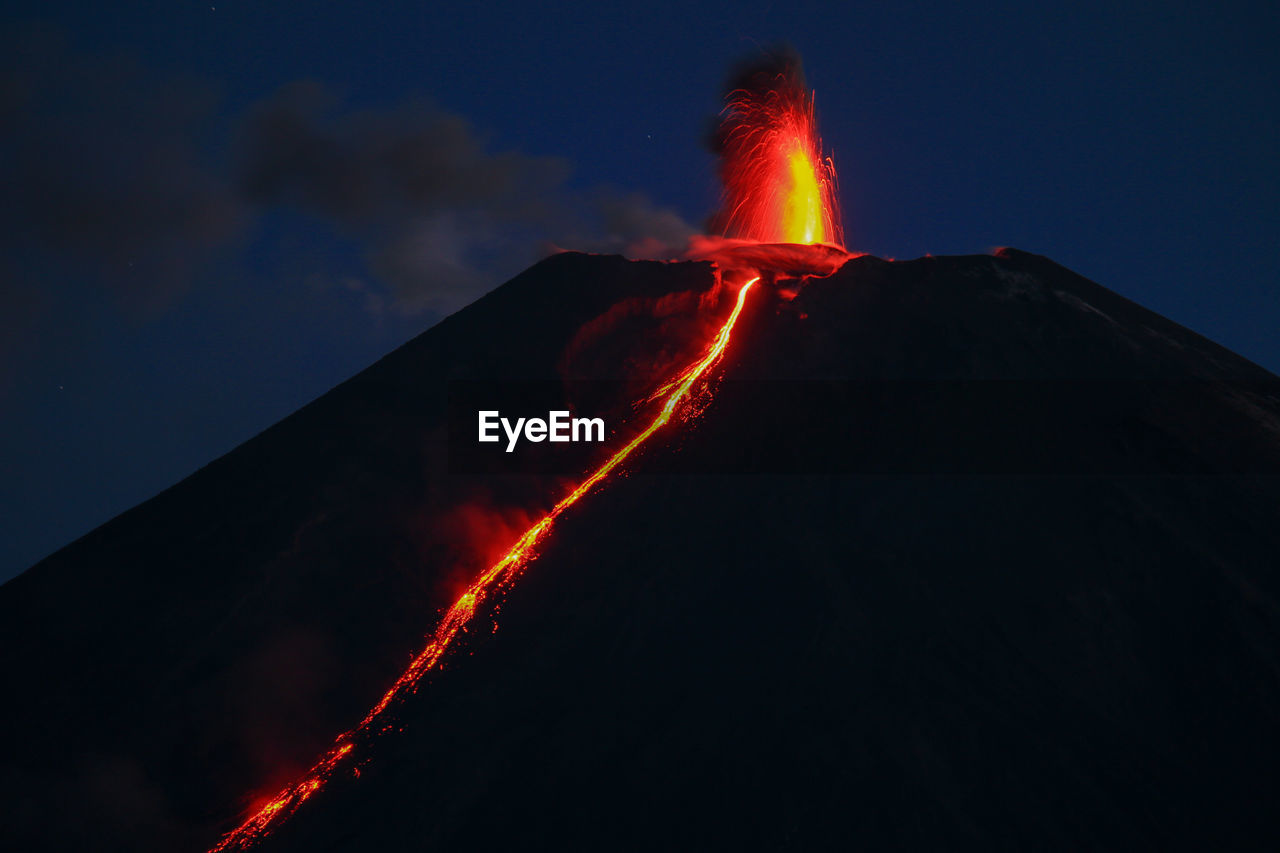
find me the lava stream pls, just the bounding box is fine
[208,276,759,852]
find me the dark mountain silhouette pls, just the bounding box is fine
[3,249,1280,851]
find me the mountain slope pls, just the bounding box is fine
[0,253,720,852]
[4,249,1280,851]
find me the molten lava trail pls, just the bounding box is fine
[208,276,759,852]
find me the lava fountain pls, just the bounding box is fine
[710,51,843,248]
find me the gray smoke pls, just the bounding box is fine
[235,81,695,315]
[1,29,244,304]
[1,34,696,382]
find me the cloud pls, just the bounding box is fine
[236,81,571,226]
[369,212,502,314]
[235,81,696,316]
[0,27,245,315]
[0,37,699,383]
[559,188,698,259]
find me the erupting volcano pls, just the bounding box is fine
[711,52,841,248]
[204,52,852,851]
[5,51,1280,853]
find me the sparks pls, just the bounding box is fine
[208,276,758,852]
[711,53,842,248]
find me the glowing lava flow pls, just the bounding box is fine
[208,276,758,852]
[713,55,842,247]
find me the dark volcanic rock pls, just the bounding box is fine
[3,249,1279,851]
[0,253,720,852]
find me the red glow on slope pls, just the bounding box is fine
[210,50,851,851]
[712,57,842,248]
[208,277,758,852]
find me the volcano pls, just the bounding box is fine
[4,248,1280,852]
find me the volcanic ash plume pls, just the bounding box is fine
[709,51,843,248]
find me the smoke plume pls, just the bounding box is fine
[1,34,697,380]
[235,81,695,315]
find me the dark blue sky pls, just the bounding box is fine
[2,0,1277,582]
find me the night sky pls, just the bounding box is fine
[2,0,1277,583]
